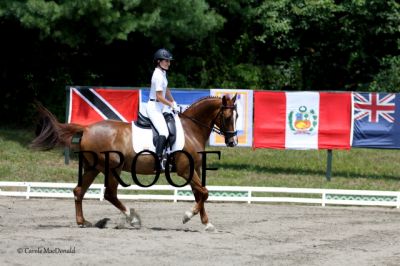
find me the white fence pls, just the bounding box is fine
[0,181,400,208]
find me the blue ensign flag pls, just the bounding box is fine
[139,88,210,114]
[169,89,211,108]
[352,92,400,149]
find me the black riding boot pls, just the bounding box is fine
[155,135,167,170]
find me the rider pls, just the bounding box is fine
[146,48,179,169]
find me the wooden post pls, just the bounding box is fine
[64,86,70,165]
[326,149,333,181]
[64,148,70,165]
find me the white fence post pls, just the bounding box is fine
[26,183,31,199]
[100,187,105,201]
[397,193,400,209]
[174,188,178,203]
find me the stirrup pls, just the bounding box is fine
[160,158,167,170]
[160,156,173,172]
[155,156,166,171]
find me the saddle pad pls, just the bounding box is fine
[131,113,185,153]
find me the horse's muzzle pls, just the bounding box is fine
[227,141,237,147]
[225,136,238,147]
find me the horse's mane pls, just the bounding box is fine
[183,96,221,112]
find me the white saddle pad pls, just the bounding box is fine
[131,113,185,154]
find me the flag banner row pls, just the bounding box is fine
[67,87,400,150]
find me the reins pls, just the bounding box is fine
[178,111,221,134]
[178,105,237,137]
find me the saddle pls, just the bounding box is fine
[134,112,177,149]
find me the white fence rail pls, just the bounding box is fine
[0,181,399,208]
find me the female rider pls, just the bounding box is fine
[146,48,179,169]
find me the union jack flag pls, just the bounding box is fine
[353,92,396,123]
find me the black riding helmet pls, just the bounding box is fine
[153,48,174,62]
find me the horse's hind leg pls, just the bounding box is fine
[73,168,99,227]
[103,174,141,228]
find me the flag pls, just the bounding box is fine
[210,89,253,147]
[352,92,400,148]
[253,91,352,149]
[139,88,210,114]
[68,87,139,125]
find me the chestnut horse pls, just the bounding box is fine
[31,95,238,231]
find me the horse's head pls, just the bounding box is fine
[180,94,239,147]
[217,94,238,147]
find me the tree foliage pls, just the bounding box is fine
[1,0,223,47]
[0,0,399,125]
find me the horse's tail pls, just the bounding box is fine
[30,103,85,150]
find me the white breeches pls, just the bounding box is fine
[146,101,169,138]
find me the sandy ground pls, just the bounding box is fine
[1,197,400,266]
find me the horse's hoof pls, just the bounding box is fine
[131,219,141,229]
[78,220,92,228]
[182,211,194,224]
[204,223,215,232]
[130,214,141,229]
[128,208,142,229]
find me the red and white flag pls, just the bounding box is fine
[253,91,352,150]
[68,87,139,125]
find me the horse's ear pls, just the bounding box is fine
[222,95,227,106]
[232,93,237,103]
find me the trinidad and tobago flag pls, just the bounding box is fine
[68,87,139,125]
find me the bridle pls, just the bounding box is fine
[213,105,238,140]
[179,105,238,140]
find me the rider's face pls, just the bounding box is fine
[159,59,170,70]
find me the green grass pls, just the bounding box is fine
[1,128,400,191]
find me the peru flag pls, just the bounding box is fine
[253,91,352,150]
[68,87,139,125]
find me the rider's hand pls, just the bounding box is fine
[171,102,180,113]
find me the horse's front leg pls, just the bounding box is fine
[182,171,215,232]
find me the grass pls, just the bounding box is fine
[1,127,400,191]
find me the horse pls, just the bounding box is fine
[31,94,238,231]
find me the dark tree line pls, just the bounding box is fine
[0,0,399,125]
